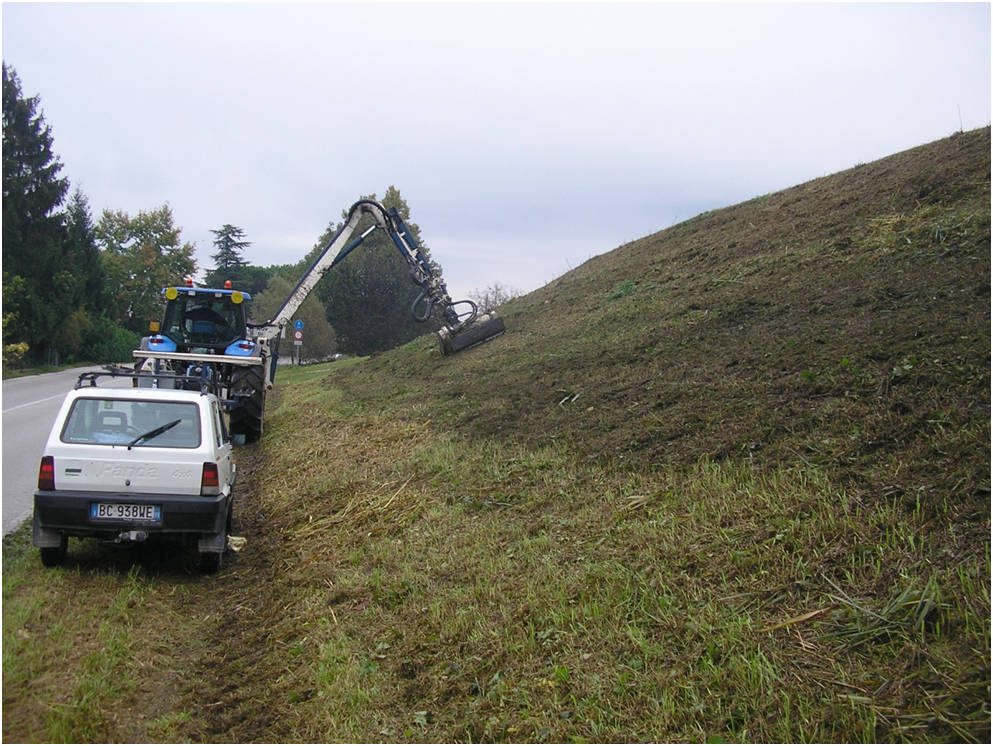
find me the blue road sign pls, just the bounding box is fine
[294,319,304,330]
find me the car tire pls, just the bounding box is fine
[198,526,227,574]
[39,535,67,568]
[198,550,223,574]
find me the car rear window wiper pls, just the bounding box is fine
[128,419,182,449]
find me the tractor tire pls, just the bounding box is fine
[230,364,265,443]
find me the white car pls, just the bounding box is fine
[32,370,236,572]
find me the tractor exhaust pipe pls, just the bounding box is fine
[437,312,505,355]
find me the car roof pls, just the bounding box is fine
[68,387,215,404]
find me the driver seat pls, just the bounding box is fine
[97,411,128,433]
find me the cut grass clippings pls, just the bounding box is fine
[188,374,990,742]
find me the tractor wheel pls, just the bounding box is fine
[230,364,266,443]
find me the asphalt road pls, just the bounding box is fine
[1,366,130,535]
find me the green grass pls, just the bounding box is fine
[2,540,151,742]
[273,355,367,385]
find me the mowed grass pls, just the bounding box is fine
[217,372,986,743]
[2,128,989,743]
[5,380,987,741]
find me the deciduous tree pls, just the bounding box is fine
[469,282,520,312]
[96,205,196,333]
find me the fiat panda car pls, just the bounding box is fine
[32,370,236,572]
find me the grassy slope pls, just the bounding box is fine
[246,127,989,742]
[342,127,990,499]
[3,128,989,743]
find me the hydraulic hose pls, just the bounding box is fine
[410,290,435,322]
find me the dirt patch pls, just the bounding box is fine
[159,442,290,742]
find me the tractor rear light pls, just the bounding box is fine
[237,342,254,351]
[38,456,55,491]
[224,280,232,289]
[200,462,220,496]
[185,277,194,287]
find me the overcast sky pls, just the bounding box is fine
[2,1,990,301]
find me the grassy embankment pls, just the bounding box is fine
[3,128,989,742]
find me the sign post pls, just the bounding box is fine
[293,321,304,365]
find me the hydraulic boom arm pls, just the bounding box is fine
[251,199,503,355]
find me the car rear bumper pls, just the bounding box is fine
[33,489,229,542]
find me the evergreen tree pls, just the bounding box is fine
[44,189,108,363]
[206,224,248,277]
[204,224,269,293]
[64,188,104,311]
[2,63,69,363]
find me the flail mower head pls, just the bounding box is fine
[412,291,505,355]
[437,311,505,355]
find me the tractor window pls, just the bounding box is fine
[161,294,245,347]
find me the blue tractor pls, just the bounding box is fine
[137,280,270,443]
[136,199,505,443]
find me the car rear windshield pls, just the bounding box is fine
[60,398,202,448]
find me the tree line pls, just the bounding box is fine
[3,64,516,370]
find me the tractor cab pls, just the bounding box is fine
[146,282,255,356]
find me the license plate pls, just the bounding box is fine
[90,503,161,522]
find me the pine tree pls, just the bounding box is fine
[2,63,70,363]
[204,224,250,288]
[64,188,104,312]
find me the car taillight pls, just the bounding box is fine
[38,456,55,491]
[201,462,220,496]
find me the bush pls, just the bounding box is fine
[2,341,30,370]
[81,317,140,364]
